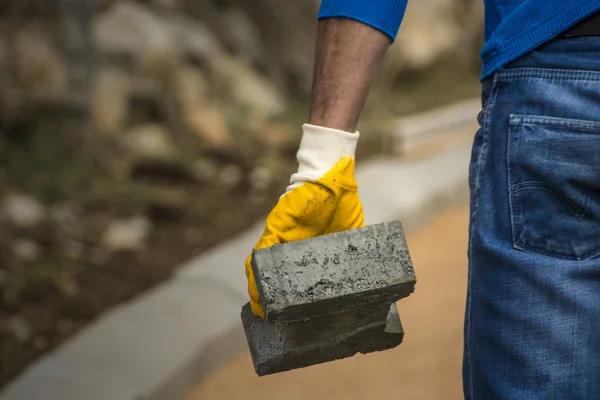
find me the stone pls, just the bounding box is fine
[183,106,231,149]
[192,159,218,181]
[241,302,404,376]
[7,317,32,343]
[102,216,152,252]
[13,24,68,98]
[222,61,286,117]
[219,164,243,187]
[173,66,208,110]
[251,221,416,322]
[12,239,41,261]
[3,194,46,229]
[123,124,176,158]
[175,17,223,62]
[249,167,272,191]
[59,277,80,298]
[219,8,263,65]
[92,67,131,135]
[94,1,179,72]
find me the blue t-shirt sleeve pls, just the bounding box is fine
[318,0,408,41]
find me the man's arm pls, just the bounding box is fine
[245,3,408,318]
[309,18,391,133]
[310,0,408,132]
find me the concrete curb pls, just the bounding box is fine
[0,146,471,400]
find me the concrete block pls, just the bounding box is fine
[251,221,416,323]
[241,303,404,376]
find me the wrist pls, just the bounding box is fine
[308,113,359,133]
[286,124,359,193]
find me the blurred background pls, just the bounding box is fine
[0,0,484,397]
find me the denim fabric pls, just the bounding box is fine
[464,37,600,399]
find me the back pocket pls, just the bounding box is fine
[508,115,600,260]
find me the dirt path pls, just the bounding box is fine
[186,205,470,400]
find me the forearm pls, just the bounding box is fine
[308,18,392,133]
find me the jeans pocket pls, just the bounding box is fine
[508,114,600,260]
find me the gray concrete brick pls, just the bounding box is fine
[251,221,416,322]
[241,303,404,376]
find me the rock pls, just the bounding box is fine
[219,8,263,65]
[50,203,83,238]
[7,317,32,343]
[184,106,231,149]
[94,1,179,73]
[192,159,218,181]
[123,124,176,158]
[92,67,131,135]
[59,277,80,298]
[175,17,224,65]
[3,194,46,228]
[249,167,272,191]
[254,121,295,152]
[12,239,41,261]
[221,61,286,117]
[102,216,152,252]
[13,24,68,98]
[175,18,286,116]
[173,67,232,148]
[173,66,208,109]
[219,164,243,187]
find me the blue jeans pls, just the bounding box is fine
[464,37,600,399]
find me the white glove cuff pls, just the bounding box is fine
[286,124,359,193]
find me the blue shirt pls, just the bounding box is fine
[318,0,600,80]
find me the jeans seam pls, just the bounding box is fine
[497,68,600,81]
[466,76,499,400]
[510,114,600,131]
[510,185,589,220]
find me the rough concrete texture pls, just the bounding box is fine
[241,303,404,376]
[251,221,416,322]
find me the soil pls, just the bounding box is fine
[0,176,291,388]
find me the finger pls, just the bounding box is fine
[250,299,265,319]
[247,269,261,304]
[245,253,253,278]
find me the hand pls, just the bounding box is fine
[245,124,365,318]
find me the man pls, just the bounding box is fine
[245,1,600,398]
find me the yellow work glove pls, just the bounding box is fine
[245,124,365,318]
